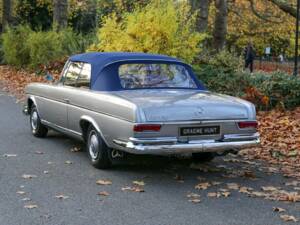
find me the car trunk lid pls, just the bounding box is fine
[113,89,249,122]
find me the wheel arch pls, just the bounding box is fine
[27,96,38,114]
[79,115,108,145]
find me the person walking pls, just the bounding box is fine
[244,43,255,73]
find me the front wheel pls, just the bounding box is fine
[30,106,48,138]
[86,125,112,169]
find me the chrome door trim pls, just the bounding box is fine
[41,119,82,137]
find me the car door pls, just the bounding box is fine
[66,63,92,133]
[40,61,83,130]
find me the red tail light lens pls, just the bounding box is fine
[238,121,258,129]
[133,124,161,132]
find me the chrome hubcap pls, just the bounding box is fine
[89,132,99,160]
[31,111,38,130]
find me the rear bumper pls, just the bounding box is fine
[113,133,260,155]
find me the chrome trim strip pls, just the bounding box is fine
[223,132,260,142]
[27,94,133,122]
[41,119,82,136]
[129,137,177,144]
[79,115,109,145]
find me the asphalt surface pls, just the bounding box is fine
[0,90,299,225]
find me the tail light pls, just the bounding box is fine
[237,121,258,129]
[133,124,161,132]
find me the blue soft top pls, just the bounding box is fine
[68,52,205,91]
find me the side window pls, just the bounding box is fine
[77,63,91,88]
[64,62,83,87]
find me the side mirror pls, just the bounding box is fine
[45,71,54,82]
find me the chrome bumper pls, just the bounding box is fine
[113,133,260,155]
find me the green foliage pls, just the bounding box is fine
[251,71,300,109]
[2,25,31,67]
[2,25,93,69]
[195,63,300,110]
[15,0,53,30]
[89,0,206,64]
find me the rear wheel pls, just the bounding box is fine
[192,152,215,162]
[86,125,112,169]
[30,105,48,138]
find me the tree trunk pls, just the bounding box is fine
[213,0,228,51]
[53,0,68,30]
[2,0,12,30]
[267,0,296,18]
[190,0,211,32]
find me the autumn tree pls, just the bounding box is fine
[53,0,68,30]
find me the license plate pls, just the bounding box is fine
[180,126,220,136]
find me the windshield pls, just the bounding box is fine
[118,63,197,89]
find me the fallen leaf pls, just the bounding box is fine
[55,194,69,200]
[211,181,222,186]
[207,192,220,198]
[132,180,145,186]
[273,207,286,213]
[222,191,231,197]
[22,174,37,179]
[24,204,38,209]
[261,186,278,192]
[227,183,239,190]
[96,179,112,185]
[121,186,144,193]
[239,186,252,194]
[285,181,299,186]
[34,151,44,155]
[188,198,201,203]
[186,193,201,198]
[280,215,298,222]
[195,182,211,190]
[97,191,110,196]
[70,146,81,152]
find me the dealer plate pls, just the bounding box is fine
[180,126,220,136]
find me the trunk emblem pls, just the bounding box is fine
[196,106,204,115]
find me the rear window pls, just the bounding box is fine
[118,63,197,89]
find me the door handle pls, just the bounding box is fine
[63,98,70,103]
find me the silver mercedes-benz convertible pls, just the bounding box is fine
[23,52,260,169]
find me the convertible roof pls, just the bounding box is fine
[69,52,182,67]
[68,52,204,91]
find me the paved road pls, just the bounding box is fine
[0,90,299,225]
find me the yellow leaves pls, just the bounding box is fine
[88,0,205,64]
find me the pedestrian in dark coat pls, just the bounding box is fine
[244,43,255,73]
